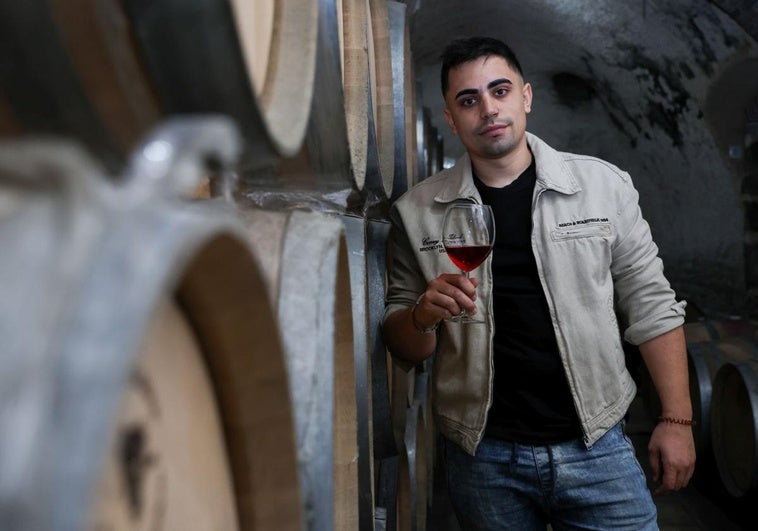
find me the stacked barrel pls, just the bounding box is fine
[639,314,758,505]
[682,319,758,501]
[0,1,439,530]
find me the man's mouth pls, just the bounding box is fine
[479,123,509,136]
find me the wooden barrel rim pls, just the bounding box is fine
[334,233,361,529]
[229,0,319,156]
[687,337,758,458]
[228,0,275,98]
[711,360,758,497]
[118,0,318,167]
[49,0,161,155]
[687,342,724,453]
[388,1,410,200]
[90,296,239,530]
[340,214,377,529]
[367,219,395,460]
[369,0,396,197]
[396,400,428,531]
[244,209,360,530]
[412,359,437,510]
[405,20,419,189]
[4,200,303,530]
[0,3,124,169]
[391,361,416,453]
[342,0,373,190]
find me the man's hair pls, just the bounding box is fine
[440,36,524,96]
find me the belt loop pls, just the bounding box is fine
[547,444,556,492]
[509,441,518,472]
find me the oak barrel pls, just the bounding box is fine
[369,0,397,198]
[0,0,319,171]
[245,0,393,211]
[368,219,397,460]
[342,0,393,197]
[413,361,437,510]
[244,208,359,531]
[711,357,758,498]
[640,319,758,424]
[684,318,758,344]
[396,399,429,531]
[688,336,758,460]
[0,135,302,530]
[388,1,415,200]
[90,297,238,530]
[341,214,378,529]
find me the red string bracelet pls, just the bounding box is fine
[657,416,697,426]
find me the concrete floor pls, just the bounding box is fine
[427,396,750,530]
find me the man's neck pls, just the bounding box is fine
[471,145,533,188]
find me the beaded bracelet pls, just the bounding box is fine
[412,293,439,334]
[657,416,697,426]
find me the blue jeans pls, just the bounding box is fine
[443,423,658,530]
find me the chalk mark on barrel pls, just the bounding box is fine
[119,423,157,520]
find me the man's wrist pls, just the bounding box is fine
[657,415,696,426]
[411,293,439,334]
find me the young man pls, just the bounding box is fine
[382,36,695,529]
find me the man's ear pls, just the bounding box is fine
[523,82,533,114]
[443,108,458,135]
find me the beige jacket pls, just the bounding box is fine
[383,133,686,454]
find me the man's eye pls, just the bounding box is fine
[461,97,477,107]
[494,87,508,97]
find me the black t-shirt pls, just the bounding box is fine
[474,158,582,444]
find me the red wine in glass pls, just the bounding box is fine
[445,245,492,273]
[442,203,495,323]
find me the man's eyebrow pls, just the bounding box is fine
[454,78,513,100]
[488,78,512,89]
[454,88,478,100]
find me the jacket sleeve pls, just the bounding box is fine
[611,176,686,345]
[382,202,427,325]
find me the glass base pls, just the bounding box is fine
[448,312,486,324]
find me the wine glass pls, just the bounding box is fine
[442,202,495,323]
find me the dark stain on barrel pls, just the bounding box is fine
[120,423,156,520]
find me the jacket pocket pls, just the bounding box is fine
[551,222,611,241]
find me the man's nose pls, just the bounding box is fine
[480,95,498,119]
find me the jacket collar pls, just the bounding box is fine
[434,132,581,204]
[528,132,581,194]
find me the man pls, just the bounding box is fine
[382,36,695,530]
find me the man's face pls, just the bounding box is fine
[443,55,532,161]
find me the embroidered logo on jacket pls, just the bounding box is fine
[419,236,445,253]
[557,217,609,228]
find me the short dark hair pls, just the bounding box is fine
[440,36,524,96]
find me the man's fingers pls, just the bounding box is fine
[440,273,478,297]
[648,423,696,495]
[648,447,661,484]
[651,455,694,494]
[435,288,475,315]
[428,275,479,314]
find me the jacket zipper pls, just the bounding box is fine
[530,185,592,447]
[459,194,496,450]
